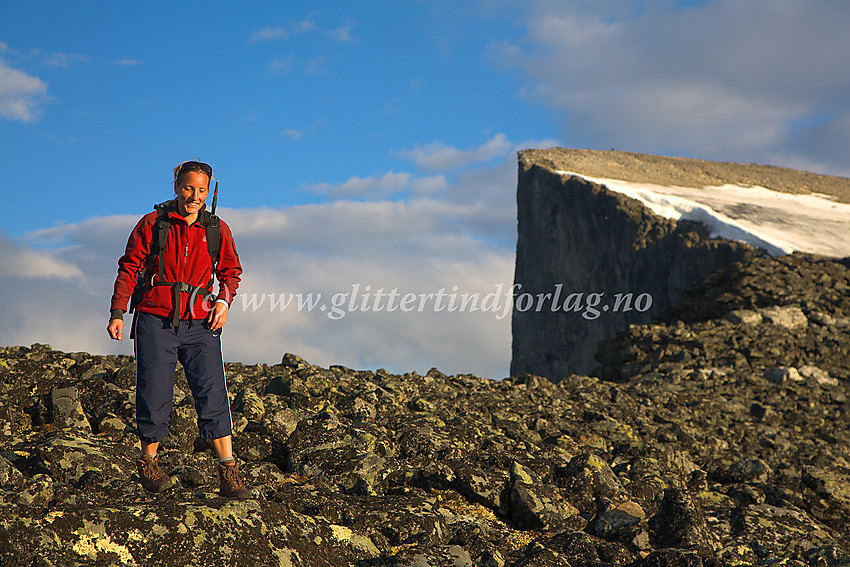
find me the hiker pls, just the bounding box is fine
[106,160,250,498]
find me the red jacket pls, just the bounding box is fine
[111,204,242,321]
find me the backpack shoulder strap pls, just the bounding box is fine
[129,201,174,314]
[152,200,176,282]
[201,209,221,268]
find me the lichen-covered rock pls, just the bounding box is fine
[35,431,129,485]
[508,461,584,532]
[1,499,381,566]
[233,386,266,421]
[734,503,842,563]
[557,453,626,517]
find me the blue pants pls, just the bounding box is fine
[133,312,233,444]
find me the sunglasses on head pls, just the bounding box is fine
[176,161,213,178]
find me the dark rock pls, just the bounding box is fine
[725,457,772,484]
[0,453,25,488]
[387,544,474,567]
[508,461,584,532]
[650,488,713,550]
[556,453,626,517]
[634,549,721,567]
[593,499,646,540]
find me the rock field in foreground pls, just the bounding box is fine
[4,252,850,566]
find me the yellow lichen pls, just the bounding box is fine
[72,531,135,565]
[329,524,379,556]
[508,531,537,550]
[44,511,64,524]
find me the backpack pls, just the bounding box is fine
[129,199,221,328]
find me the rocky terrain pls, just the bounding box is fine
[4,251,850,566]
[511,148,850,379]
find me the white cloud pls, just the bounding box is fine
[496,0,850,174]
[268,55,294,75]
[0,232,83,279]
[0,59,48,122]
[251,26,290,42]
[249,17,317,42]
[114,58,144,66]
[42,52,88,67]
[410,175,449,197]
[307,171,414,199]
[304,57,329,75]
[395,133,513,172]
[328,21,357,42]
[282,128,303,141]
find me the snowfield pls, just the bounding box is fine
[558,171,850,257]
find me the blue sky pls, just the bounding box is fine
[2,1,849,378]
[1,1,554,236]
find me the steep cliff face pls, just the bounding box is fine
[511,149,757,379]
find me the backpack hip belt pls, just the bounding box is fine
[153,280,214,328]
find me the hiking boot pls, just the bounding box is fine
[136,454,175,493]
[218,460,252,499]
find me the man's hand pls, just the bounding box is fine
[207,301,228,331]
[107,318,124,341]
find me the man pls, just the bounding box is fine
[107,160,249,498]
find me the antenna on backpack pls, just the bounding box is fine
[211,180,219,216]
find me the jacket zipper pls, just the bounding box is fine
[177,223,187,320]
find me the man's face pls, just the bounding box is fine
[174,171,210,217]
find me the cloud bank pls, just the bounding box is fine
[1,136,548,379]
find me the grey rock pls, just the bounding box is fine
[759,305,808,329]
[51,386,91,432]
[593,500,646,540]
[726,457,772,484]
[724,309,763,325]
[0,453,25,488]
[799,364,838,387]
[764,366,803,384]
